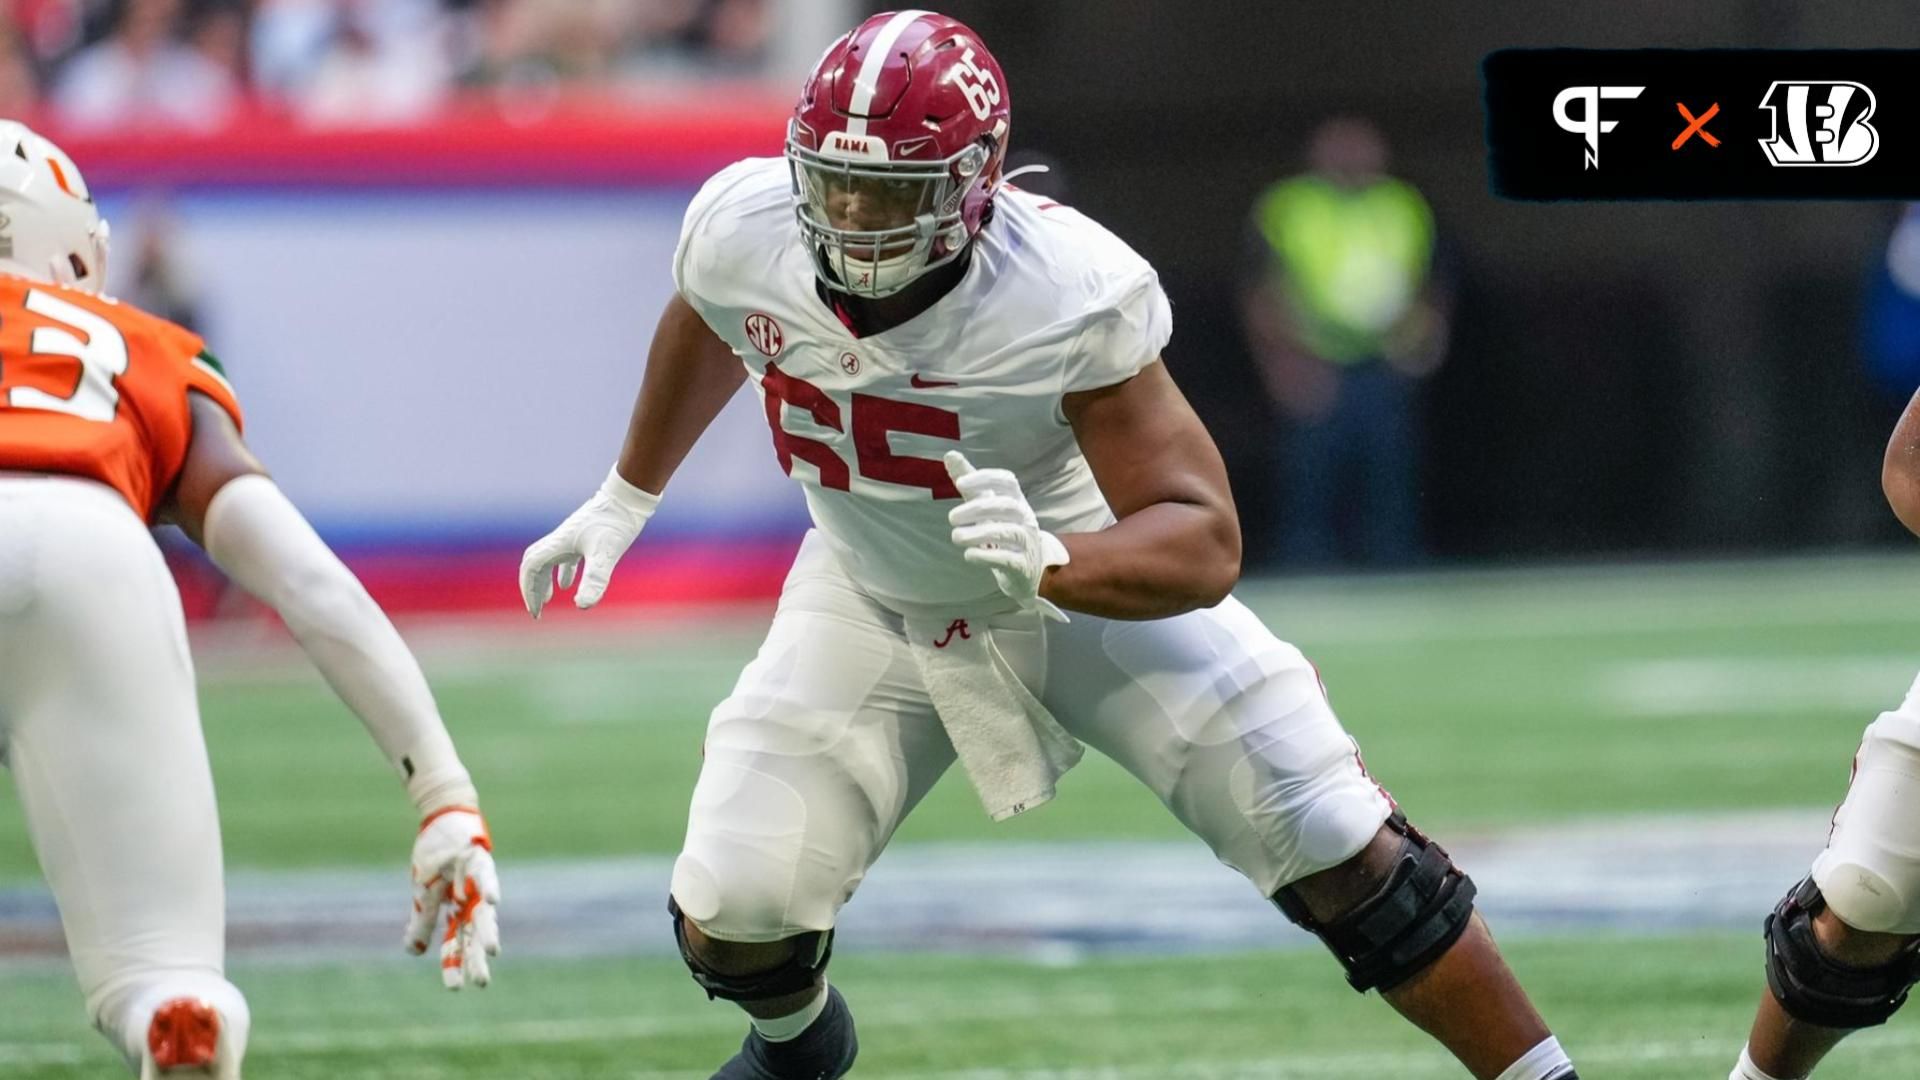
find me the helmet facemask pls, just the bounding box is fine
[51,216,109,295]
[787,131,991,299]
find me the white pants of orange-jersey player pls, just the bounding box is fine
[0,475,248,1071]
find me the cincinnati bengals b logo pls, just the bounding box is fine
[1758,81,1879,167]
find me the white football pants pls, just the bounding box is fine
[1812,669,1920,934]
[672,531,1396,941]
[0,476,248,1071]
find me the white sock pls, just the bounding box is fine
[748,983,829,1043]
[1730,1045,1792,1080]
[1495,1035,1575,1080]
[93,972,250,1072]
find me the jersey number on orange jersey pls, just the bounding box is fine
[0,289,130,423]
[761,362,962,499]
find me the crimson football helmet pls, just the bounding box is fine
[787,10,1011,298]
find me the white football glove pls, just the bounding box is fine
[944,451,1071,622]
[404,807,501,990]
[519,467,660,617]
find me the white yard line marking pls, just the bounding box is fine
[0,1042,84,1066]
[4,1018,1915,1075]
[0,987,1254,1067]
[1601,654,1917,717]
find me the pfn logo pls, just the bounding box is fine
[1758,81,1879,166]
[1553,85,1645,169]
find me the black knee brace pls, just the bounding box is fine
[669,897,835,1002]
[1273,813,1477,993]
[1765,877,1920,1029]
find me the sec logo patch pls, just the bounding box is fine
[744,313,784,357]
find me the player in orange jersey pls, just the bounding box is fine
[0,120,499,1078]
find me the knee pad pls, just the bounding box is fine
[1765,876,1920,1029]
[670,896,834,1002]
[1273,812,1476,993]
[1812,709,1920,933]
[672,766,858,940]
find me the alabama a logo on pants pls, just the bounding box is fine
[1758,81,1879,166]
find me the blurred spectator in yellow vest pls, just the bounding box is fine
[1242,116,1449,568]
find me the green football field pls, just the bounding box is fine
[1,941,1917,1079]
[3,556,1919,1077]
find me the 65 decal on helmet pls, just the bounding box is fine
[786,10,1011,298]
[952,47,1003,120]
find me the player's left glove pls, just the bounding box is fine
[403,806,500,990]
[944,451,1071,622]
[518,467,660,617]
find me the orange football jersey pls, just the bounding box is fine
[0,276,242,521]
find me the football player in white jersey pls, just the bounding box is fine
[1729,389,1920,1080]
[521,11,1577,1080]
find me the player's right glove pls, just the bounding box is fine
[519,467,659,617]
[404,806,500,990]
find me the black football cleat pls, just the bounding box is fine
[712,986,858,1080]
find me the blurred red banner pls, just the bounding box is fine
[24,90,791,189]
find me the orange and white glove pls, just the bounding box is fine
[404,807,500,990]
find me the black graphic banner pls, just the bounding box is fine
[1485,49,1920,199]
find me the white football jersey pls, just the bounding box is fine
[674,157,1173,610]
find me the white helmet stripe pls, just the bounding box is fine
[844,9,932,137]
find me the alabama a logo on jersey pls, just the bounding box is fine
[1758,81,1879,166]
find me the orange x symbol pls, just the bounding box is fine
[1672,101,1721,149]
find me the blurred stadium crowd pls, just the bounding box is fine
[2,0,1909,573]
[0,0,774,129]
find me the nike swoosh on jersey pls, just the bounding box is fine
[910,374,960,388]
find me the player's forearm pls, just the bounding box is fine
[615,295,748,493]
[1885,389,1920,538]
[202,475,475,813]
[1043,502,1241,619]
